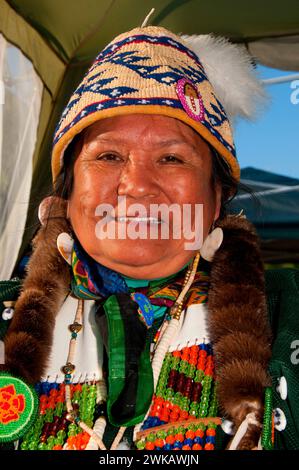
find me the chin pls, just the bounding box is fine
[89,239,169,268]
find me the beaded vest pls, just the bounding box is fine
[19,272,219,451]
[135,343,218,450]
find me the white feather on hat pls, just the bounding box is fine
[181,34,268,123]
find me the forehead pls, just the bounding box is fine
[81,114,210,150]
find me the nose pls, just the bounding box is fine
[117,160,160,200]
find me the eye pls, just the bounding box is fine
[96,152,122,162]
[160,154,184,164]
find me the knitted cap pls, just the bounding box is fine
[52,26,240,183]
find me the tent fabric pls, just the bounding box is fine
[0,0,65,95]
[6,0,299,66]
[248,36,299,71]
[0,34,43,279]
[0,0,299,272]
[0,34,43,280]
[230,167,299,263]
[231,167,299,239]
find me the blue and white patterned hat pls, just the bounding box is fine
[52,26,245,183]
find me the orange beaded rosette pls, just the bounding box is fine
[0,383,25,424]
[0,372,38,443]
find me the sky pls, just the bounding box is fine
[234,65,299,178]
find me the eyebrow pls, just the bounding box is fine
[152,139,195,148]
[88,136,198,151]
[146,139,200,155]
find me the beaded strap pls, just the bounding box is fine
[261,387,274,450]
[136,419,220,451]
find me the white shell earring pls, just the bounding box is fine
[57,232,74,265]
[200,226,223,262]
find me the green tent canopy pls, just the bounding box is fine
[1,0,299,274]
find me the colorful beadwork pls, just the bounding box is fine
[176,78,205,122]
[15,255,271,451]
[20,382,97,450]
[0,372,38,443]
[136,419,219,450]
[261,386,275,450]
[141,343,217,433]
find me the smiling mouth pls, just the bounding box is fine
[114,216,162,224]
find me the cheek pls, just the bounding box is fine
[169,172,216,236]
[68,182,97,221]
[170,172,215,207]
[68,163,117,220]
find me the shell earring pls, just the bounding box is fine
[57,232,74,265]
[200,226,223,262]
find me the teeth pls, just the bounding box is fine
[117,217,161,223]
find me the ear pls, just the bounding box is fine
[38,196,67,225]
[38,197,53,225]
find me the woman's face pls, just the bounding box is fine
[67,114,221,279]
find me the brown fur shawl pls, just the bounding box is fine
[3,199,272,449]
[209,215,272,449]
[4,198,71,383]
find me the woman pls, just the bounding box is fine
[0,24,292,451]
